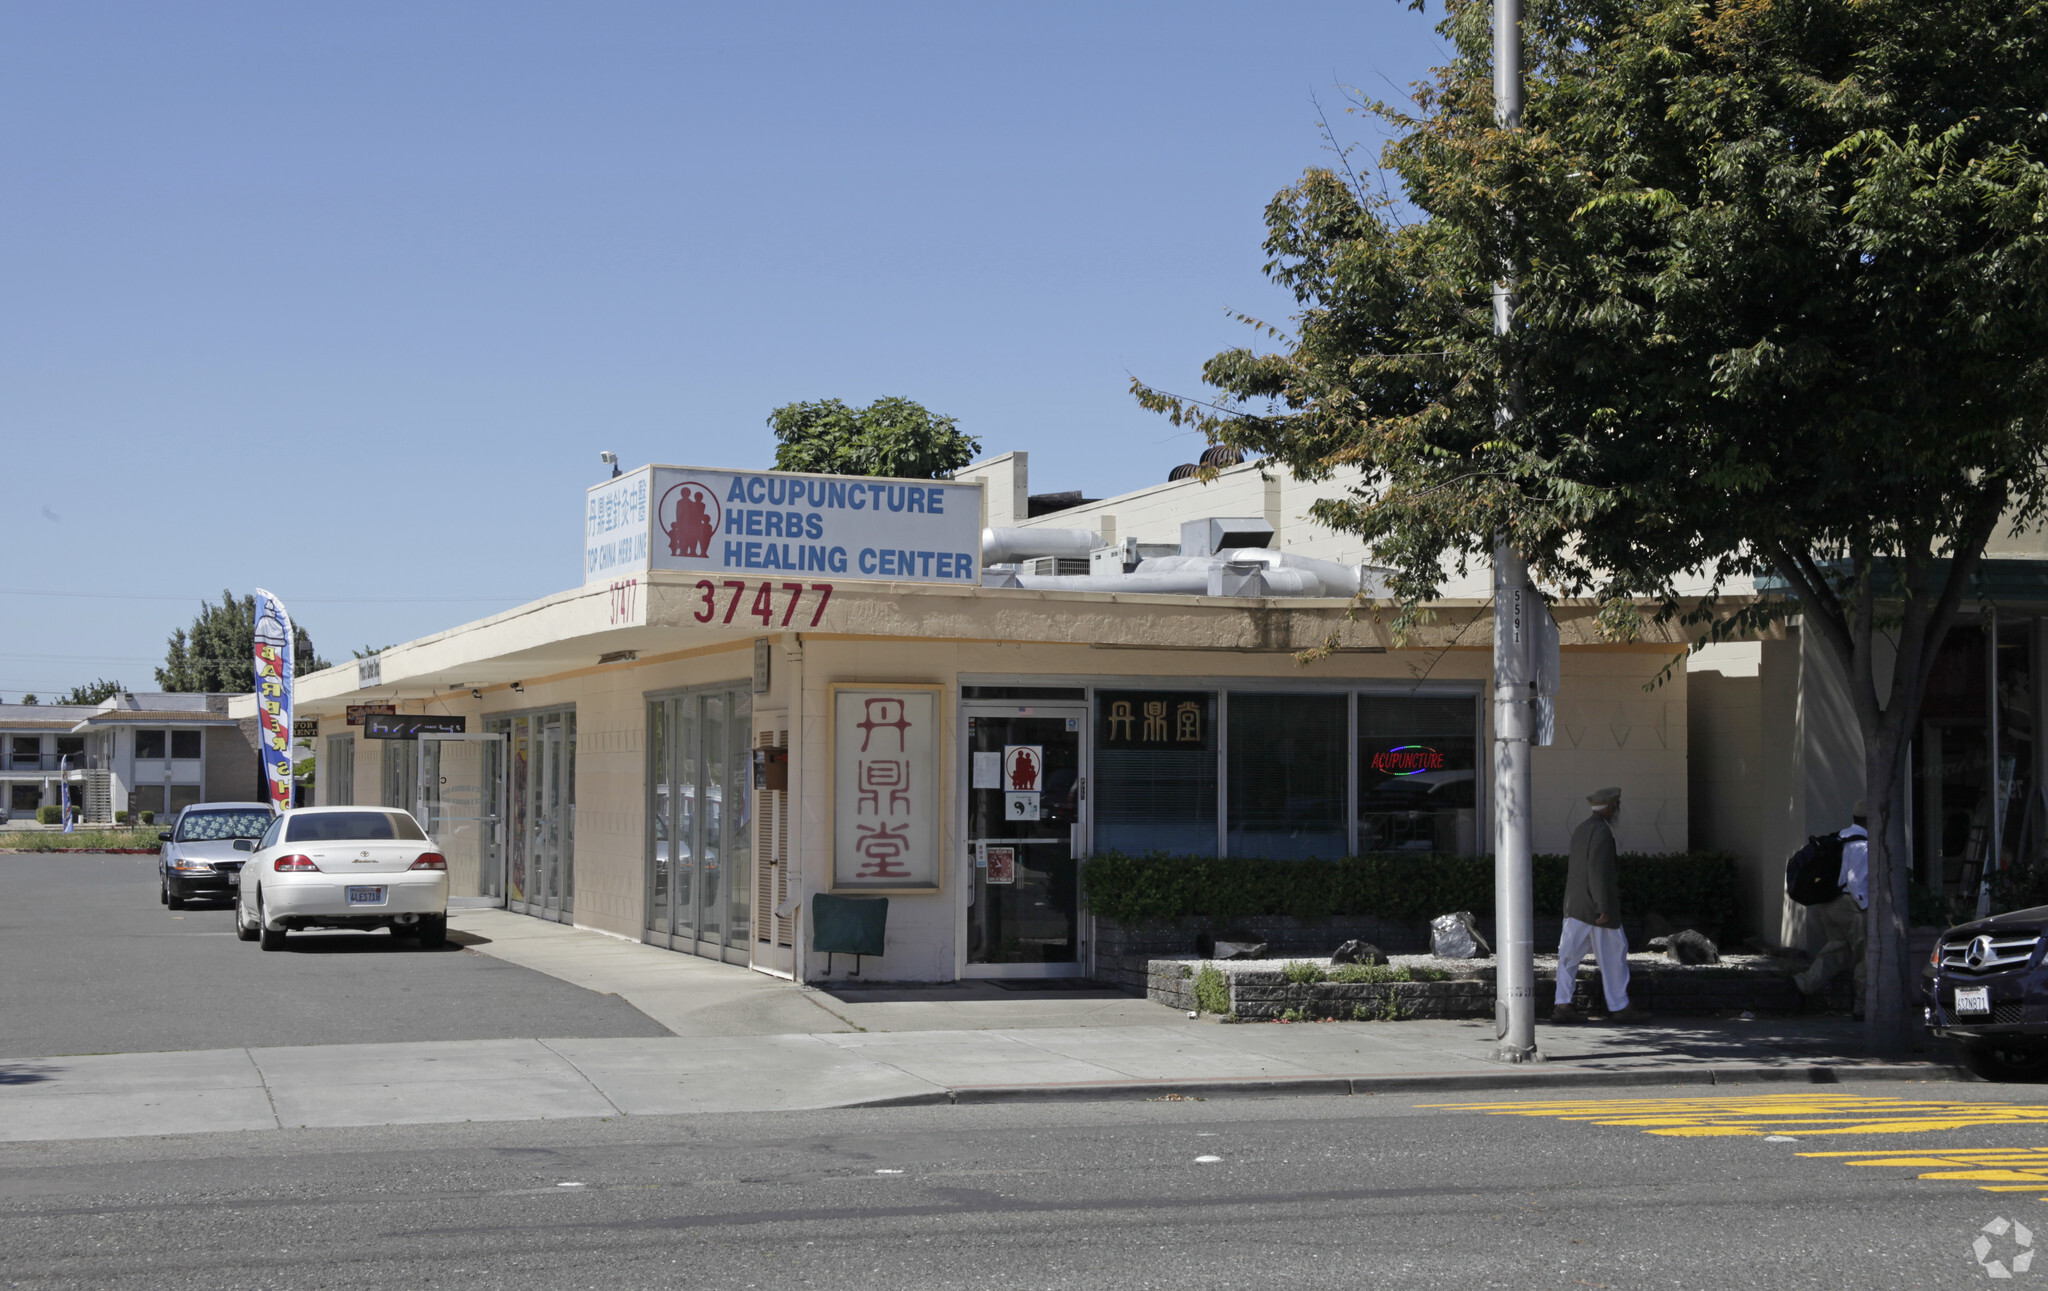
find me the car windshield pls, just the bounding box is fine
[175,809,273,841]
[285,811,427,843]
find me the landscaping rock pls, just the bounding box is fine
[1330,939,1387,966]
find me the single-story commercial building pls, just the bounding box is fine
[255,457,1692,983]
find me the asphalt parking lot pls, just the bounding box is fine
[0,851,670,1058]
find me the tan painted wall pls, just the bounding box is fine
[277,571,1690,980]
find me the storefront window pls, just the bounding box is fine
[1094,690,1217,855]
[1227,693,1348,859]
[1357,694,1478,854]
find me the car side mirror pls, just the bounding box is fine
[232,838,254,851]
[157,832,172,842]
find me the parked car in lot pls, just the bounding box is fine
[158,802,276,908]
[233,806,450,950]
[1923,905,2048,1079]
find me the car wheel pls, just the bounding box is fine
[415,915,448,949]
[1960,1039,2048,1082]
[159,880,168,906]
[235,900,259,942]
[257,894,287,951]
[165,881,186,911]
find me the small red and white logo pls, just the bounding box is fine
[658,481,722,558]
[1002,745,1042,793]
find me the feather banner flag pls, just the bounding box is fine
[253,588,295,813]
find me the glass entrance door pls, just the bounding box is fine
[963,705,1086,975]
[495,709,576,923]
[647,686,753,962]
[415,732,505,899]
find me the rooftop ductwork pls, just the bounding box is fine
[984,547,1398,599]
[981,526,1099,564]
[1180,517,1275,557]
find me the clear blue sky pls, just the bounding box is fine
[0,2,1445,699]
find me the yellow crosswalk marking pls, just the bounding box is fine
[1421,1093,2048,1200]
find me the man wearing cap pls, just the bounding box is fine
[1795,801,1869,1016]
[1553,787,1652,1023]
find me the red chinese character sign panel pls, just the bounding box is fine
[833,686,940,891]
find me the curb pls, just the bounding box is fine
[0,848,158,855]
[841,1061,1970,1108]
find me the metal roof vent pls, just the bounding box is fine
[1180,517,1276,557]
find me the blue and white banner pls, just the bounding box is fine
[586,465,983,585]
[253,588,295,814]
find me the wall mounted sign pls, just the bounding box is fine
[292,720,320,738]
[832,685,940,891]
[1096,690,1213,752]
[346,703,398,727]
[586,465,984,587]
[364,713,468,740]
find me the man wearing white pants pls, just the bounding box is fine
[1552,786,1651,1023]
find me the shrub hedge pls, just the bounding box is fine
[1080,850,1743,933]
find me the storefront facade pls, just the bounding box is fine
[276,560,1690,983]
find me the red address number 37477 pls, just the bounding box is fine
[692,580,834,628]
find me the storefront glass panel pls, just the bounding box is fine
[646,685,752,958]
[966,707,1084,966]
[1093,690,1216,855]
[1227,693,1348,859]
[487,708,574,921]
[1357,694,1478,854]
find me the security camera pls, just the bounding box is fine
[599,450,621,479]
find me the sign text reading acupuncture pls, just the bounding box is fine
[586,465,982,586]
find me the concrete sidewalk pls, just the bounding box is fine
[0,1014,1961,1143]
[444,906,1176,1034]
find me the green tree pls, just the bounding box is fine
[1134,0,2048,1053]
[59,678,124,706]
[157,591,330,693]
[18,694,36,706]
[768,396,980,479]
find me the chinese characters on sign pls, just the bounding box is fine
[1096,691,1213,752]
[833,688,938,890]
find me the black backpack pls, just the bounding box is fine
[1786,833,1849,906]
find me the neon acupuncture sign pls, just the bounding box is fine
[1370,745,1444,776]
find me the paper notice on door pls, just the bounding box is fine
[1006,792,1041,821]
[984,845,1016,884]
[972,752,1001,789]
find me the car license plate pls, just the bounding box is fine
[1955,986,1991,1015]
[346,886,387,906]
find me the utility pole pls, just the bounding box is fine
[1491,0,1540,1064]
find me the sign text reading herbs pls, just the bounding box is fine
[585,465,982,586]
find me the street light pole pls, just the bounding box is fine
[1491,0,1540,1064]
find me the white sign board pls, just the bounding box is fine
[586,464,983,586]
[833,687,939,891]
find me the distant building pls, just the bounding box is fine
[0,693,260,821]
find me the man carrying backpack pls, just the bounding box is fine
[1552,786,1652,1023]
[1794,801,1869,1016]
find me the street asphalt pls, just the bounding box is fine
[0,851,669,1058]
[0,1080,2037,1289]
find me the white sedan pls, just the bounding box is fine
[233,806,450,950]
